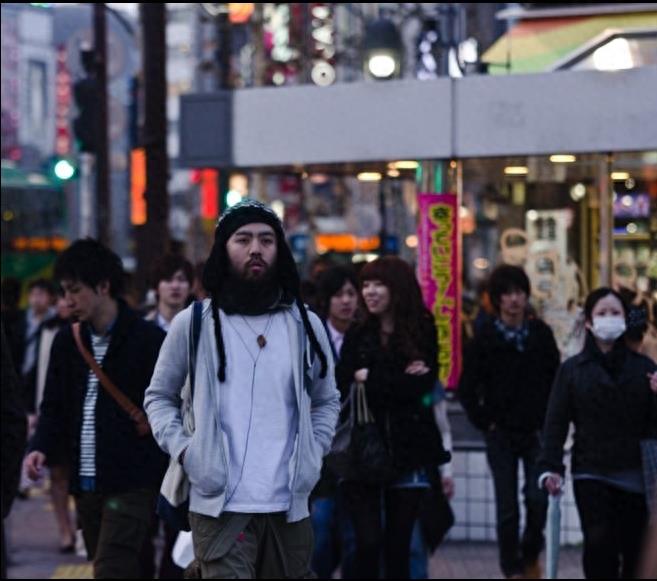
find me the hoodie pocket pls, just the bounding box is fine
[184,436,227,495]
[295,427,323,495]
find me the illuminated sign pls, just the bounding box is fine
[11,236,68,252]
[191,169,219,220]
[55,45,73,155]
[315,233,380,253]
[417,193,462,389]
[130,148,146,225]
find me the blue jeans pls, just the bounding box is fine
[310,493,356,579]
[409,520,428,579]
[485,428,547,578]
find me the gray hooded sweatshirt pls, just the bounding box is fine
[144,299,340,522]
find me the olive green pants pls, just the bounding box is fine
[76,489,157,579]
[189,511,315,579]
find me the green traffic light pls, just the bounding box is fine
[53,159,76,181]
[226,190,243,208]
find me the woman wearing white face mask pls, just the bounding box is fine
[538,287,657,579]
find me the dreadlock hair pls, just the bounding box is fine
[202,200,328,382]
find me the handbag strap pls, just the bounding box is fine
[71,322,150,437]
[355,382,374,425]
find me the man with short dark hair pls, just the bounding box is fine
[145,201,340,579]
[146,253,194,332]
[23,238,167,579]
[142,252,195,579]
[458,264,560,579]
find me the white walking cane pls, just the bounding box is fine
[546,493,562,579]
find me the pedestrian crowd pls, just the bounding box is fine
[2,199,656,579]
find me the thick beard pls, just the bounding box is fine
[218,264,281,315]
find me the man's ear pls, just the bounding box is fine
[96,280,111,297]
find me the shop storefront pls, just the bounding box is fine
[459,151,657,357]
[180,64,657,355]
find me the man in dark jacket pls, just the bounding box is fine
[458,264,560,579]
[23,238,167,579]
[2,324,27,578]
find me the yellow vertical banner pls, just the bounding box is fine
[417,193,462,389]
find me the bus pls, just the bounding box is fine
[1,160,69,289]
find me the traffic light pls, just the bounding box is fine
[53,158,76,180]
[46,155,78,182]
[72,76,98,153]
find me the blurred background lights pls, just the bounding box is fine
[504,166,529,176]
[225,190,243,207]
[357,172,382,182]
[367,54,396,78]
[473,257,490,270]
[53,159,76,180]
[526,209,539,221]
[593,37,633,71]
[271,200,285,221]
[388,160,419,170]
[549,154,576,163]
[570,183,587,202]
[405,234,418,248]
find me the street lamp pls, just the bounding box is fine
[363,18,402,80]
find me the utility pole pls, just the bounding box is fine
[251,4,267,202]
[216,5,231,212]
[93,4,110,247]
[217,7,232,90]
[136,3,169,296]
[252,4,266,88]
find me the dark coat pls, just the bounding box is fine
[311,319,343,499]
[336,312,449,476]
[2,307,26,375]
[2,324,27,518]
[458,317,561,433]
[30,301,168,494]
[539,335,657,476]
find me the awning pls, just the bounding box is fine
[483,12,657,74]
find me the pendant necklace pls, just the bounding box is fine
[240,313,275,349]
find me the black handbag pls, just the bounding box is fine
[326,382,395,484]
[419,481,455,552]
